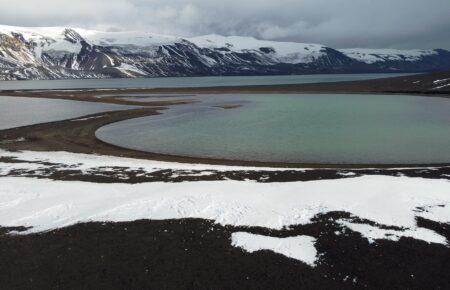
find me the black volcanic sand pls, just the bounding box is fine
[1,215,449,289]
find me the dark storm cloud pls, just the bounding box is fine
[1,0,449,49]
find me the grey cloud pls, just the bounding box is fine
[1,0,449,49]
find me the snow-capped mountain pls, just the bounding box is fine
[0,25,449,81]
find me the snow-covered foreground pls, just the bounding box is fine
[0,150,449,265]
[1,175,448,239]
[0,149,302,173]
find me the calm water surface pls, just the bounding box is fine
[96,94,450,164]
[0,73,410,90]
[0,96,136,130]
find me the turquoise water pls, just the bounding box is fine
[96,94,450,164]
[0,73,410,90]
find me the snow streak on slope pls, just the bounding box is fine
[339,48,438,64]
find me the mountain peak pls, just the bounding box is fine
[0,25,449,81]
[62,28,85,44]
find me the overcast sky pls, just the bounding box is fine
[1,0,449,49]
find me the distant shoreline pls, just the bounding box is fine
[1,71,449,101]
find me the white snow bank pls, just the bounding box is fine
[0,175,448,246]
[231,232,318,266]
[0,149,306,172]
[0,149,438,175]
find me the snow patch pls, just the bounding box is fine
[339,221,447,245]
[116,63,148,76]
[231,232,318,266]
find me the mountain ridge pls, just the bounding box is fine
[1,25,449,81]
